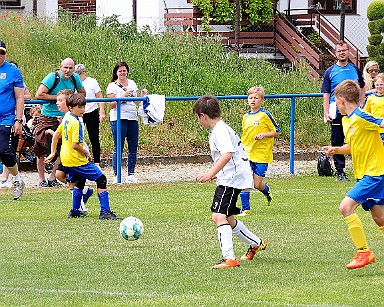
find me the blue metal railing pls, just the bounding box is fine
[29,93,324,182]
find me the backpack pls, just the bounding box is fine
[317,152,334,176]
[47,71,77,94]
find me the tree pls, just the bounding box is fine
[366,0,384,68]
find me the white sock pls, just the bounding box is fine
[13,173,21,182]
[217,224,235,259]
[232,220,261,247]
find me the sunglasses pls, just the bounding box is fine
[0,50,6,55]
[368,69,379,73]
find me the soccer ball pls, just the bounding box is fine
[119,216,144,241]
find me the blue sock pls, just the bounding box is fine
[72,188,83,214]
[98,191,110,214]
[240,191,250,211]
[261,184,270,196]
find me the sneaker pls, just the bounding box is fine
[346,250,376,269]
[82,186,93,204]
[265,191,272,206]
[38,180,49,188]
[240,239,268,261]
[48,179,61,187]
[212,258,240,269]
[336,172,350,182]
[125,174,139,184]
[99,210,122,220]
[13,180,25,200]
[67,209,87,218]
[238,210,250,216]
[0,181,13,188]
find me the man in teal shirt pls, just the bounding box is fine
[34,58,85,188]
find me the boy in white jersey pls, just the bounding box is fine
[46,93,121,220]
[323,80,384,269]
[239,86,280,215]
[194,95,267,268]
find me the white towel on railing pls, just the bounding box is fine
[138,94,166,127]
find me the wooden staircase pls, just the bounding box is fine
[164,7,363,79]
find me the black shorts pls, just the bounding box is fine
[0,125,17,167]
[211,185,241,217]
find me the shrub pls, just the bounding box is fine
[367,44,380,58]
[368,34,383,46]
[368,20,382,34]
[367,0,384,21]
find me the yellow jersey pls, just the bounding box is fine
[342,107,384,179]
[57,113,88,167]
[240,109,280,163]
[364,93,384,134]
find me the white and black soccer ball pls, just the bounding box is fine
[119,216,144,241]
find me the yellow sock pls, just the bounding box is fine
[344,213,369,251]
[379,225,384,236]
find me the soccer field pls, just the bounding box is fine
[0,177,383,306]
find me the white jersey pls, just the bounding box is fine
[106,80,138,121]
[209,120,253,189]
[82,77,102,114]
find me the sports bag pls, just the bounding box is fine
[317,152,334,176]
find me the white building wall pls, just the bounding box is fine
[36,0,58,20]
[96,0,133,24]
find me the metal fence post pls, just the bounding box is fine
[116,98,122,183]
[290,96,295,175]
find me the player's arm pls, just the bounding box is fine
[45,130,62,163]
[255,131,280,140]
[322,144,351,156]
[196,152,232,183]
[72,142,91,160]
[380,118,384,128]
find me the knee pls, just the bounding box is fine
[96,174,107,189]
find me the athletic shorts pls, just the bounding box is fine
[347,175,384,211]
[249,161,268,177]
[0,125,17,167]
[211,185,241,217]
[63,162,103,182]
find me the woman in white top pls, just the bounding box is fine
[75,64,105,167]
[106,61,147,183]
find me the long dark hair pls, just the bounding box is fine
[111,61,129,82]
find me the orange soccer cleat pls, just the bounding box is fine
[346,250,376,269]
[240,239,267,261]
[212,258,240,269]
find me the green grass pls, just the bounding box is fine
[0,176,383,306]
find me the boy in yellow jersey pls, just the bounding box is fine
[46,93,121,220]
[364,73,384,142]
[239,86,280,215]
[323,80,384,269]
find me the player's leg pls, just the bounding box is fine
[238,190,250,216]
[370,204,384,236]
[68,176,87,218]
[253,163,272,206]
[211,186,240,269]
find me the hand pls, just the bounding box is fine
[254,133,264,140]
[99,113,105,123]
[322,146,335,156]
[125,90,134,97]
[324,113,332,123]
[13,122,22,135]
[44,153,55,163]
[196,173,215,183]
[141,88,148,96]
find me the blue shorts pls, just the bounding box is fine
[347,175,384,211]
[381,133,384,143]
[249,161,268,177]
[63,162,103,182]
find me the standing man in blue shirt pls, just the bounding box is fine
[0,40,25,199]
[34,58,85,188]
[321,40,365,181]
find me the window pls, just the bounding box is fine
[0,0,22,7]
[308,0,357,14]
